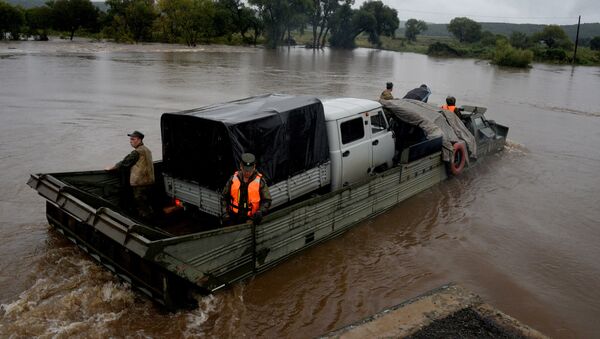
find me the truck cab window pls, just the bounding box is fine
[341,117,365,144]
[371,112,387,134]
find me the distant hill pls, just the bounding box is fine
[6,0,107,12]
[400,22,600,41]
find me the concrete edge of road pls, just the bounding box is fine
[322,283,548,339]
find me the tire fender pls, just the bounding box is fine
[449,141,467,176]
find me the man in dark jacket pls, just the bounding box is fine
[403,84,431,102]
[222,153,271,225]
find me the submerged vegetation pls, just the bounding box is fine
[1,0,599,67]
[492,40,533,68]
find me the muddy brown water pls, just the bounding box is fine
[1,40,599,338]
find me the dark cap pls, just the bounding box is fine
[386,82,393,89]
[127,130,144,139]
[420,84,428,88]
[446,96,456,105]
[240,153,256,170]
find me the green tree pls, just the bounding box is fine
[360,0,398,47]
[591,36,600,51]
[531,25,573,50]
[212,0,236,39]
[249,0,311,48]
[0,1,25,40]
[328,1,354,48]
[215,0,255,41]
[480,30,504,46]
[48,0,98,40]
[106,0,157,42]
[249,0,287,48]
[25,6,53,40]
[247,8,263,45]
[158,0,215,46]
[447,17,481,43]
[282,0,311,45]
[126,0,157,42]
[404,18,427,42]
[329,0,398,49]
[509,31,530,49]
[308,0,340,48]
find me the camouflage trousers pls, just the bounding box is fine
[132,185,153,218]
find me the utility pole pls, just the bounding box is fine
[573,15,581,64]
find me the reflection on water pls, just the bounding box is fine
[1,40,600,338]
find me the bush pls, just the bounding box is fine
[480,30,503,47]
[590,36,600,51]
[544,48,568,61]
[427,42,464,57]
[509,31,531,49]
[492,40,533,67]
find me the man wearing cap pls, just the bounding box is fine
[222,153,271,225]
[380,82,394,100]
[403,84,432,102]
[105,131,155,218]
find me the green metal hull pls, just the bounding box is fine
[28,152,447,309]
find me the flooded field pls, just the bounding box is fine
[1,40,599,338]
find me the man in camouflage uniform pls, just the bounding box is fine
[380,82,394,100]
[222,153,271,225]
[106,131,155,218]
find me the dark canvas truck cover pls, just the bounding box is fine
[161,94,329,190]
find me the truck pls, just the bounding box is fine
[28,94,508,309]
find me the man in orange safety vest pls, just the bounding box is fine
[222,153,271,225]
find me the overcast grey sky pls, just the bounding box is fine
[358,0,599,25]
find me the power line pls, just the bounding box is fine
[395,8,576,21]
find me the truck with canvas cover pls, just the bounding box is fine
[161,94,331,217]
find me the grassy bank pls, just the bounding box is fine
[291,31,600,67]
[373,35,600,66]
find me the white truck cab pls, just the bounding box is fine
[322,98,395,191]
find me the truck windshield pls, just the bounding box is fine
[370,112,387,134]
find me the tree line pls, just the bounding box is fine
[0,0,400,49]
[2,0,599,66]
[430,17,600,66]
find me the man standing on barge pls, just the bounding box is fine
[222,153,271,225]
[105,131,155,218]
[380,82,394,100]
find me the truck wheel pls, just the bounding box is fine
[449,142,466,175]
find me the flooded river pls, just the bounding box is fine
[1,40,599,338]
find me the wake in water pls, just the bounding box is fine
[503,139,529,155]
[0,235,222,338]
[530,103,600,118]
[0,246,137,337]
[182,294,219,337]
[0,39,257,55]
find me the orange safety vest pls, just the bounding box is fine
[229,171,262,217]
[442,104,456,112]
